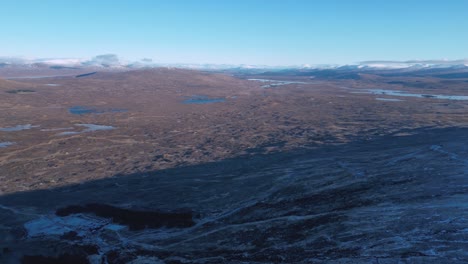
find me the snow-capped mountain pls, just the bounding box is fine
[1,55,467,72]
[358,60,468,70]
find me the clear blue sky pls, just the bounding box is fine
[1,0,467,65]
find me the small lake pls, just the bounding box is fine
[69,106,127,115]
[0,124,38,132]
[57,124,115,136]
[76,72,97,78]
[41,127,74,132]
[375,98,403,102]
[77,124,115,132]
[248,78,306,88]
[355,89,468,101]
[183,95,226,104]
[6,89,36,94]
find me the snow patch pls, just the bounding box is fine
[24,214,127,238]
[24,215,110,237]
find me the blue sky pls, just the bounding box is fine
[1,0,467,65]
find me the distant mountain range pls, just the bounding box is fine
[1,54,467,75]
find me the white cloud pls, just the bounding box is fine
[84,54,121,67]
[0,54,467,70]
[0,56,28,65]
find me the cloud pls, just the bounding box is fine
[83,54,121,67]
[0,56,28,65]
[0,54,467,70]
[0,54,124,68]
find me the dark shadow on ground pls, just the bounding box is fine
[2,126,468,263]
[0,126,452,209]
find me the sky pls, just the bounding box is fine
[1,0,468,65]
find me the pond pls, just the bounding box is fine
[76,124,115,132]
[183,95,226,104]
[6,89,36,94]
[356,89,468,101]
[69,106,127,115]
[248,78,306,88]
[375,98,403,102]
[57,124,115,136]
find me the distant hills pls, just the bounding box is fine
[1,54,467,70]
[1,54,468,80]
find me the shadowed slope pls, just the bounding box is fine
[1,127,468,263]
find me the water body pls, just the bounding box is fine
[183,95,226,104]
[76,124,115,132]
[45,84,60,87]
[41,127,75,132]
[248,78,306,88]
[0,142,15,148]
[375,98,403,102]
[76,72,97,78]
[0,124,38,132]
[356,89,468,101]
[6,89,36,94]
[56,131,81,136]
[57,124,115,136]
[69,106,101,115]
[69,106,127,115]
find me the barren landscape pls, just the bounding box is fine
[1,66,468,263]
[2,68,468,193]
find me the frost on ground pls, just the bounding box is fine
[25,215,110,237]
[2,127,468,263]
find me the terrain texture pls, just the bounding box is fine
[1,67,468,263]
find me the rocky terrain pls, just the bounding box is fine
[1,67,468,263]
